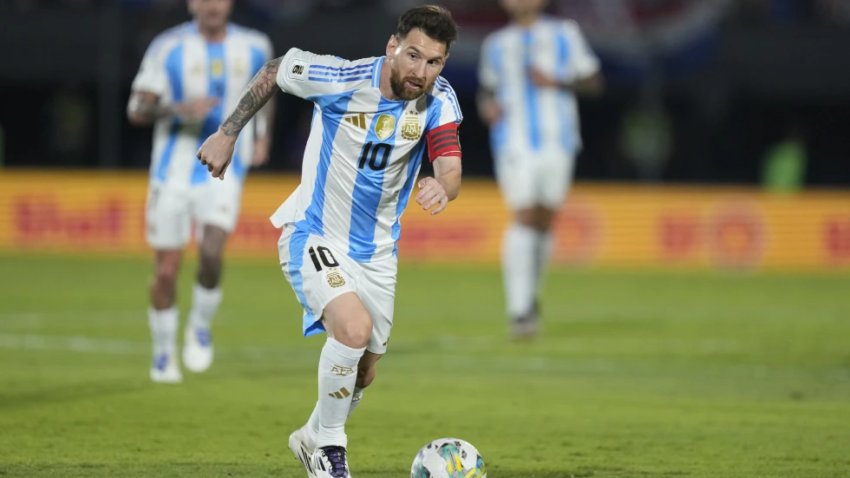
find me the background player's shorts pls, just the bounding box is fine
[277,222,397,355]
[494,148,576,211]
[145,178,243,249]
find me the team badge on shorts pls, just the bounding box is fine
[401,110,421,140]
[326,270,346,288]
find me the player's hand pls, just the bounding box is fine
[416,177,448,215]
[197,129,236,180]
[478,98,502,127]
[529,68,561,89]
[174,97,219,123]
[251,135,270,167]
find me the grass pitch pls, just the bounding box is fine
[0,253,848,477]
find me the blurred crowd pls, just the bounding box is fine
[2,0,850,26]
[1,0,849,186]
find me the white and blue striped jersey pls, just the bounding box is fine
[270,47,463,263]
[478,15,599,157]
[132,21,273,188]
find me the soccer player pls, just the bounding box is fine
[477,0,603,339]
[127,0,274,383]
[197,5,461,477]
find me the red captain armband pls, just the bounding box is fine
[426,122,462,163]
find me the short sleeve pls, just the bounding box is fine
[275,47,377,100]
[565,22,600,80]
[430,77,463,131]
[131,38,169,97]
[477,34,500,92]
[259,33,274,61]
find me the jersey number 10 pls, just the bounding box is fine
[358,142,393,171]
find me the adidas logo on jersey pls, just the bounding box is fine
[344,113,367,129]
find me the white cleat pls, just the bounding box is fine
[182,326,213,373]
[289,426,318,477]
[311,446,352,478]
[149,353,182,383]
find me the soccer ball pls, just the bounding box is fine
[410,437,487,478]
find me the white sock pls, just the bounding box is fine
[188,283,222,330]
[306,386,364,438]
[148,306,178,358]
[532,230,553,296]
[503,223,537,318]
[315,338,366,449]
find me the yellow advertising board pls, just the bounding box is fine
[1,170,849,271]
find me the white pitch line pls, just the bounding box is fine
[0,334,146,355]
[0,333,305,362]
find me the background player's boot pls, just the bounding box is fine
[182,326,213,372]
[311,446,352,478]
[149,352,182,383]
[511,300,540,340]
[289,425,318,476]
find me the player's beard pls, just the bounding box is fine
[390,69,428,101]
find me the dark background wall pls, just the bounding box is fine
[1,0,849,186]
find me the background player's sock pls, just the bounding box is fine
[503,222,537,318]
[315,338,365,449]
[187,283,222,330]
[148,306,178,358]
[347,387,364,417]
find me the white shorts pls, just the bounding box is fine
[145,179,243,249]
[494,148,576,211]
[278,222,397,355]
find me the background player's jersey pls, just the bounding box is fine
[270,47,463,263]
[479,15,599,157]
[132,21,273,189]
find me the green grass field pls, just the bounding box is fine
[0,253,848,477]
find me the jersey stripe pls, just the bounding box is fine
[156,45,185,182]
[522,29,542,151]
[309,64,373,73]
[555,26,574,152]
[192,42,226,185]
[348,98,401,260]
[487,38,508,152]
[391,144,425,248]
[435,77,462,120]
[371,58,384,88]
[307,74,373,83]
[250,46,266,77]
[305,93,356,236]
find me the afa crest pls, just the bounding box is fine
[401,111,421,141]
[210,59,224,78]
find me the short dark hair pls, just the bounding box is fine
[396,5,458,52]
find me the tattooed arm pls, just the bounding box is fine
[197,56,282,179]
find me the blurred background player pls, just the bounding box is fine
[197,5,461,476]
[477,0,604,339]
[127,0,274,383]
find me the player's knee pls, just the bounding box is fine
[335,313,372,349]
[514,208,536,227]
[531,206,555,231]
[198,241,223,266]
[154,262,179,286]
